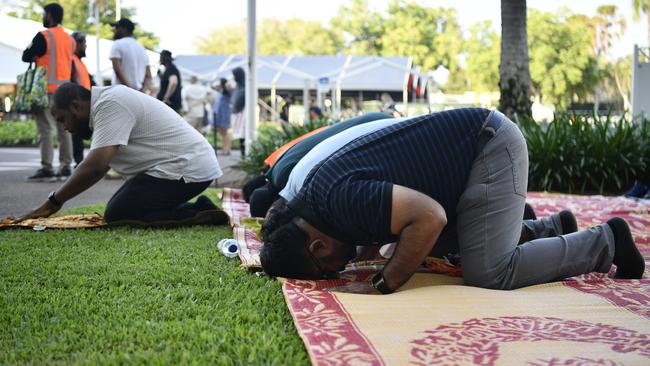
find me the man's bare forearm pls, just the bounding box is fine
[141,66,152,93]
[163,75,178,102]
[382,212,446,290]
[53,161,109,204]
[111,59,131,88]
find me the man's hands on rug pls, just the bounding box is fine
[14,200,60,223]
[328,281,381,295]
[353,246,383,262]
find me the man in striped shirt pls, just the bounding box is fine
[260,108,644,293]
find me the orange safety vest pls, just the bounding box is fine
[35,26,75,93]
[263,125,329,167]
[72,55,91,90]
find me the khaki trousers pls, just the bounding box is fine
[35,95,72,171]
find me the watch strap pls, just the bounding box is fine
[48,191,62,206]
[371,271,394,294]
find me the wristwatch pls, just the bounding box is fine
[371,271,394,294]
[48,191,62,206]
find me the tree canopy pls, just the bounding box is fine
[195,18,342,55]
[465,20,500,93]
[334,0,464,72]
[195,1,632,111]
[527,9,599,110]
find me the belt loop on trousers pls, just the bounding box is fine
[476,110,505,154]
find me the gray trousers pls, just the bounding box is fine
[456,111,614,290]
[35,95,72,171]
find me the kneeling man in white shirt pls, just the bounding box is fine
[18,83,224,225]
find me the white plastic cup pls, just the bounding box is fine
[217,238,240,258]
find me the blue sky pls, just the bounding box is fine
[127,0,647,58]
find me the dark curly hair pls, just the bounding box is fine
[52,82,91,110]
[260,198,314,279]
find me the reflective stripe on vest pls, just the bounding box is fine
[73,55,91,90]
[38,28,75,93]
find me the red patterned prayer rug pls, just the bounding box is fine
[221,188,262,268]
[223,189,650,364]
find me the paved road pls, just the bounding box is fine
[0,147,246,218]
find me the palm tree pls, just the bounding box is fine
[499,0,532,119]
[633,0,650,46]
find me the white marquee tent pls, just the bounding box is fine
[174,54,422,91]
[174,54,433,119]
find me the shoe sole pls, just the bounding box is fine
[26,177,57,182]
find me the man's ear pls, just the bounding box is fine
[69,100,81,113]
[70,99,89,117]
[308,239,328,258]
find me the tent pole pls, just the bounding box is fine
[303,79,310,122]
[358,91,363,113]
[271,84,276,123]
[402,86,408,116]
[94,1,102,86]
[245,0,258,156]
[427,78,432,113]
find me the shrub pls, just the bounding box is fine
[0,120,38,145]
[235,119,329,177]
[518,113,650,194]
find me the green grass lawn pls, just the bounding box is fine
[0,189,309,365]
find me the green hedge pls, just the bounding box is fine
[0,120,38,145]
[519,114,649,194]
[0,120,236,148]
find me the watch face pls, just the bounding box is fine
[48,191,60,206]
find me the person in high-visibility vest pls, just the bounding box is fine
[22,3,75,182]
[71,31,94,167]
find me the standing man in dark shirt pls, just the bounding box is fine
[260,108,645,293]
[22,3,74,181]
[156,50,182,113]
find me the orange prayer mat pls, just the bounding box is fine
[224,189,650,365]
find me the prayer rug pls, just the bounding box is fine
[280,193,650,365]
[221,188,262,268]
[0,214,106,229]
[0,209,228,230]
[222,189,650,364]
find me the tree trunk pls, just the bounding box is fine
[613,68,631,113]
[499,0,532,119]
